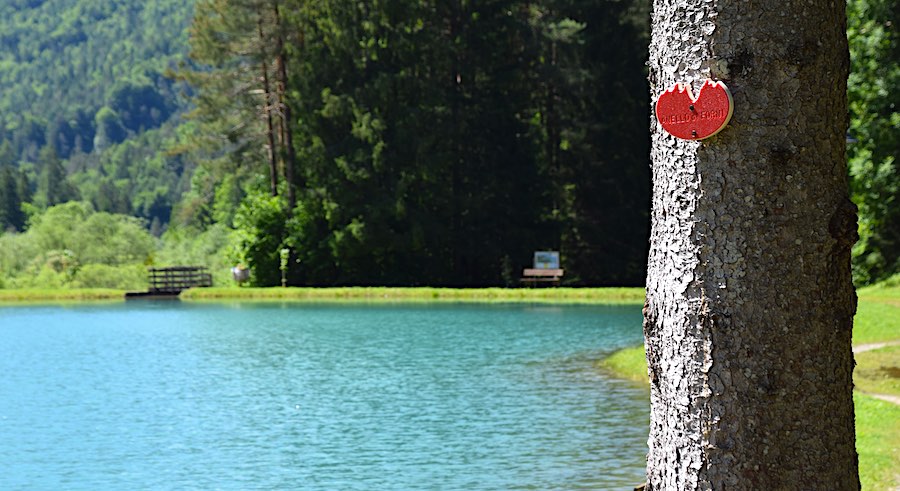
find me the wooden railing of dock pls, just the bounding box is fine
[147,266,213,295]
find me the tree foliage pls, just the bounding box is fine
[0,156,29,231]
[0,0,190,161]
[0,202,157,289]
[0,0,896,288]
[848,0,900,285]
[0,0,196,235]
[182,0,651,286]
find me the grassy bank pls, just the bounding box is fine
[0,286,647,305]
[855,393,900,489]
[602,344,648,386]
[599,286,900,489]
[180,286,646,304]
[858,280,900,302]
[853,300,900,344]
[0,288,126,303]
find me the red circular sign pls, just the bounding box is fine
[655,80,733,140]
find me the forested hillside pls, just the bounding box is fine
[0,0,897,289]
[0,0,195,232]
[0,0,190,158]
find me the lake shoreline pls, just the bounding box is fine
[181,286,646,304]
[0,286,646,305]
[0,288,127,303]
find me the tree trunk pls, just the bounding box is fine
[258,16,279,198]
[272,0,297,212]
[644,1,859,489]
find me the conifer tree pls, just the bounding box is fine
[0,165,27,231]
[644,0,858,487]
[35,146,79,209]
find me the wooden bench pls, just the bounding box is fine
[520,268,564,287]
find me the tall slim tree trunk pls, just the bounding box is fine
[545,34,559,178]
[273,0,297,212]
[449,0,464,284]
[258,16,279,198]
[644,1,859,489]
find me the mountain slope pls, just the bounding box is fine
[0,0,194,162]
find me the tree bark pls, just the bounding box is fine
[272,0,297,212]
[644,0,859,489]
[258,16,279,198]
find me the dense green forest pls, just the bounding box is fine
[0,0,193,232]
[0,0,897,288]
[847,0,900,285]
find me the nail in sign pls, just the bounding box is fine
[655,80,733,140]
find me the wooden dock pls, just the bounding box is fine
[126,266,213,299]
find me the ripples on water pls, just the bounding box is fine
[0,302,648,490]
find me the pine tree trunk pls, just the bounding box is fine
[644,1,859,488]
[257,16,279,198]
[272,0,297,211]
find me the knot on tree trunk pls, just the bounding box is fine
[828,198,859,251]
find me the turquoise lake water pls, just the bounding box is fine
[0,301,649,490]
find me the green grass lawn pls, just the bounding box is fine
[0,288,125,303]
[0,285,647,305]
[858,280,900,301]
[180,286,647,304]
[601,344,649,386]
[853,299,900,345]
[855,393,900,489]
[600,286,900,489]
